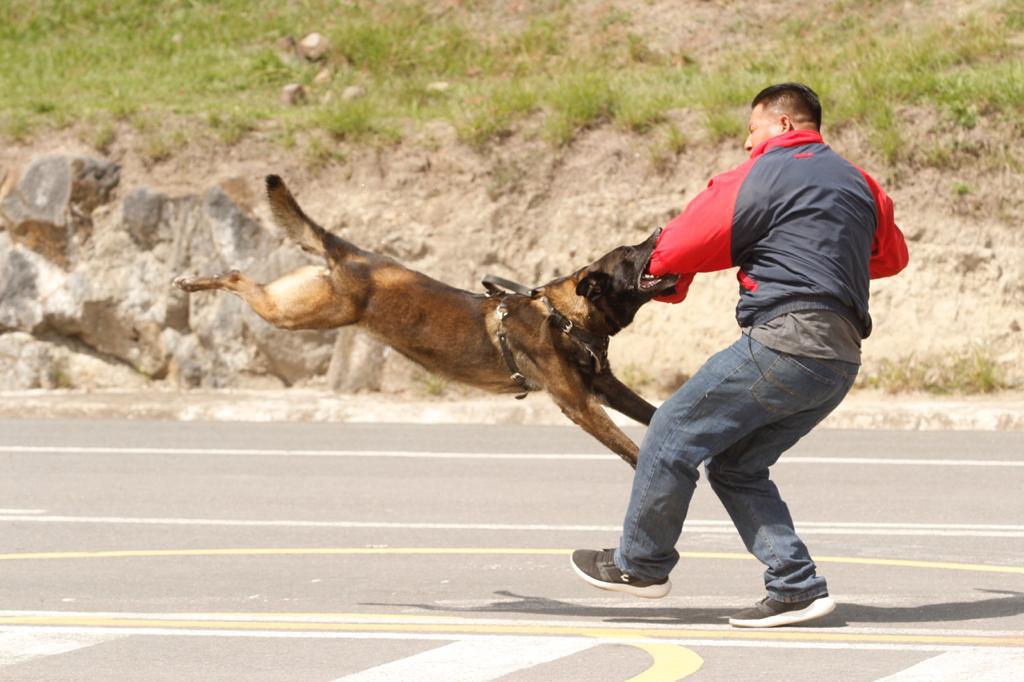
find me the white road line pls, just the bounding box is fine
[877,649,1024,680]
[332,636,595,682]
[1,445,1022,467]
[2,514,1023,538]
[0,509,46,515]
[0,629,123,666]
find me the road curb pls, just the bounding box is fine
[0,389,1022,431]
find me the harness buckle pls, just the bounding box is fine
[560,318,573,334]
[510,372,526,383]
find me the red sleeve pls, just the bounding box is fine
[858,168,909,279]
[649,159,754,303]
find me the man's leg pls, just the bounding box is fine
[571,336,855,610]
[706,347,858,626]
[572,336,784,596]
[707,403,846,602]
[571,338,760,598]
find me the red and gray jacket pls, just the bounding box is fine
[650,129,909,338]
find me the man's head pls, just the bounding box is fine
[744,82,822,153]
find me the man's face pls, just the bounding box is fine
[744,103,792,153]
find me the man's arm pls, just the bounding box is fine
[648,158,757,302]
[856,168,909,279]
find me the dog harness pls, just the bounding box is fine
[482,275,610,399]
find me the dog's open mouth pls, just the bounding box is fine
[638,262,679,294]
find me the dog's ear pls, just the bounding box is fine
[576,272,611,300]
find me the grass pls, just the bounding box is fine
[857,347,1009,395]
[1,1,1021,160]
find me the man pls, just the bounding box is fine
[571,83,909,628]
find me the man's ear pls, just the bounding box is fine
[576,272,611,300]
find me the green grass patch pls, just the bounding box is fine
[1,0,1020,156]
[858,347,1009,394]
[545,71,617,145]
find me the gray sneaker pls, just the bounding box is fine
[729,594,836,628]
[570,548,671,599]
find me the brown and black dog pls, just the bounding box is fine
[173,176,678,467]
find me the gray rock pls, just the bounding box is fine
[122,187,168,250]
[204,186,267,268]
[0,155,120,269]
[69,156,120,214]
[0,331,147,390]
[0,332,52,389]
[0,247,40,331]
[0,233,74,334]
[327,328,384,391]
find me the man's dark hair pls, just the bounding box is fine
[752,82,822,130]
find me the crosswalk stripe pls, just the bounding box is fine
[876,649,1024,680]
[0,629,122,666]
[332,636,596,681]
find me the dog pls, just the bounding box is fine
[173,176,679,468]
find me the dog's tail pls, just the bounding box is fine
[265,175,328,256]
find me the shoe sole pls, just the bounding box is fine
[569,555,671,599]
[729,596,836,628]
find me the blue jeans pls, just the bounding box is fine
[615,334,858,602]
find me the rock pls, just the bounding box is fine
[0,332,148,390]
[327,328,384,391]
[0,244,41,331]
[313,68,332,85]
[204,186,268,268]
[342,85,366,101]
[298,32,329,61]
[0,332,52,389]
[122,187,169,250]
[0,155,120,269]
[281,83,307,106]
[426,81,450,93]
[0,232,72,333]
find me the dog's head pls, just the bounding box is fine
[573,229,679,334]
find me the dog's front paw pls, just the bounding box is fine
[173,275,197,292]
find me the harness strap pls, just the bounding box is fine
[482,274,538,298]
[495,302,529,399]
[540,297,609,373]
[484,274,610,391]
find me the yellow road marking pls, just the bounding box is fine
[0,615,1020,648]
[627,643,704,681]
[0,547,1021,576]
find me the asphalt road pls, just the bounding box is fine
[0,419,1022,681]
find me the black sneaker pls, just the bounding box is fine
[728,594,836,628]
[570,548,671,599]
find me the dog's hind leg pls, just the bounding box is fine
[173,266,359,330]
